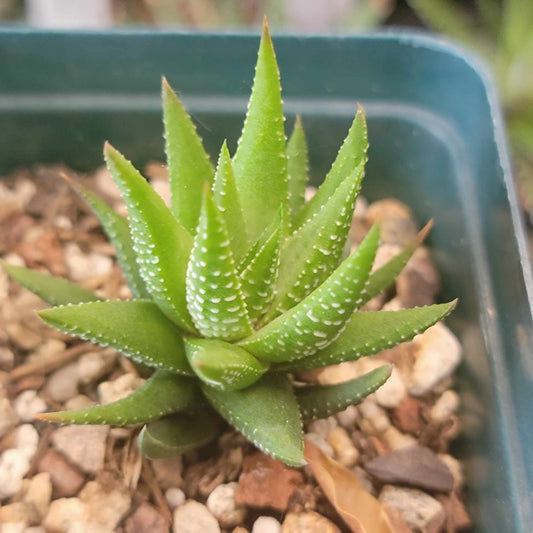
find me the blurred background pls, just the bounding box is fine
[1,0,532,238]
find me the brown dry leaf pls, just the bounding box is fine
[304,439,395,533]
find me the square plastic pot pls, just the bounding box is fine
[0,29,532,532]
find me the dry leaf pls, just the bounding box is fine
[304,439,395,533]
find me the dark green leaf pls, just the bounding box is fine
[64,176,149,299]
[1,261,100,306]
[184,338,268,391]
[277,301,457,372]
[186,186,252,341]
[104,143,195,332]
[296,366,392,421]
[240,224,380,362]
[38,300,193,375]
[163,77,214,234]
[37,371,200,425]
[202,374,305,466]
[138,411,222,459]
[232,19,288,243]
[296,106,367,227]
[287,116,309,228]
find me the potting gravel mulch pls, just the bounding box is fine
[0,164,471,533]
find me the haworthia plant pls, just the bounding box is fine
[3,21,457,468]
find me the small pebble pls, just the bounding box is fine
[98,373,144,405]
[52,425,109,474]
[281,511,341,532]
[79,479,132,530]
[125,503,168,533]
[327,427,359,467]
[305,432,334,457]
[13,390,47,422]
[358,398,390,435]
[38,449,85,498]
[152,457,184,490]
[0,449,31,499]
[77,350,116,384]
[382,426,417,451]
[409,323,462,396]
[379,485,445,532]
[335,405,359,428]
[374,366,406,409]
[206,482,246,528]
[252,516,281,533]
[18,472,52,524]
[14,424,39,462]
[173,500,220,533]
[0,398,19,438]
[64,243,113,281]
[42,497,88,533]
[45,363,79,403]
[430,390,460,422]
[165,487,186,510]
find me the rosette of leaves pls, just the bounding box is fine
[3,20,456,467]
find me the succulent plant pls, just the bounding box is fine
[2,20,456,467]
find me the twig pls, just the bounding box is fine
[8,342,93,381]
[141,459,172,523]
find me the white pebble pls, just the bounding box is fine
[0,449,31,499]
[252,516,281,533]
[13,390,47,422]
[15,424,40,461]
[165,487,186,510]
[430,390,460,422]
[374,366,406,409]
[173,501,220,533]
[206,482,246,528]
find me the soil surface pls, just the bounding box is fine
[0,164,471,532]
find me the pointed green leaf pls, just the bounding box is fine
[65,177,150,299]
[186,187,252,341]
[239,213,282,323]
[296,365,392,421]
[287,116,309,228]
[163,78,214,234]
[212,141,249,263]
[38,300,193,375]
[264,163,364,322]
[240,224,380,362]
[362,221,432,306]
[1,261,101,306]
[202,374,304,466]
[104,143,195,332]
[37,371,201,425]
[232,19,288,243]
[184,338,268,391]
[276,301,457,372]
[296,106,367,227]
[138,411,222,459]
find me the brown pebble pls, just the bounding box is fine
[365,445,454,493]
[235,452,304,512]
[125,503,169,533]
[37,449,85,497]
[281,511,341,532]
[392,397,423,435]
[437,492,472,531]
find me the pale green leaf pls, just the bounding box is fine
[1,261,100,306]
[202,373,304,466]
[232,19,288,243]
[239,211,282,323]
[212,141,249,263]
[163,78,214,234]
[264,163,364,322]
[240,224,380,362]
[37,371,200,425]
[138,410,222,459]
[186,186,252,341]
[287,116,309,228]
[362,221,432,306]
[64,176,149,299]
[38,300,193,375]
[184,338,268,391]
[296,365,391,421]
[277,301,457,372]
[104,143,195,332]
[296,106,367,227]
